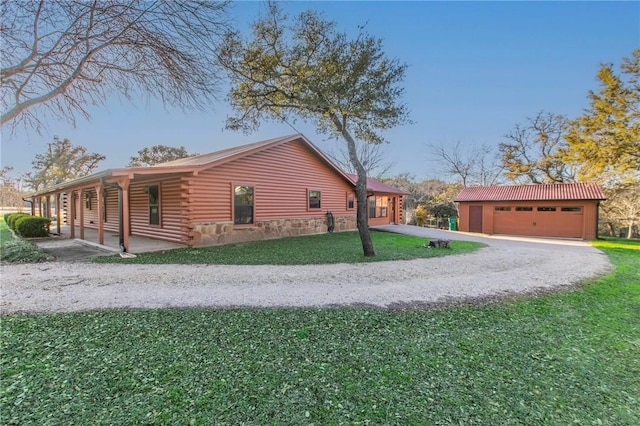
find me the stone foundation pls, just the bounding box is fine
[190,216,357,247]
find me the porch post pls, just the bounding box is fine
[120,179,131,251]
[30,197,35,215]
[95,184,104,245]
[45,196,51,218]
[45,195,51,233]
[79,189,85,240]
[69,191,75,238]
[38,196,42,216]
[56,192,61,234]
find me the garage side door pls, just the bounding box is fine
[469,206,483,233]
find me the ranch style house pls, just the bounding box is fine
[25,134,407,251]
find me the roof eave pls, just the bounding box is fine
[24,170,114,198]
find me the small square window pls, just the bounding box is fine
[495,207,511,212]
[537,207,556,212]
[561,207,582,212]
[309,190,321,209]
[516,207,533,212]
[347,193,355,210]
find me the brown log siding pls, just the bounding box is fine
[187,140,355,224]
[75,187,126,233]
[103,187,119,232]
[45,137,405,247]
[128,177,187,243]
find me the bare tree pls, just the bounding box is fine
[499,111,576,184]
[326,139,394,178]
[0,167,25,210]
[429,142,503,187]
[1,0,231,132]
[380,175,456,225]
[600,183,640,239]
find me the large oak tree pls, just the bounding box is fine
[24,136,105,191]
[128,145,195,167]
[499,111,576,184]
[219,4,410,256]
[429,142,504,187]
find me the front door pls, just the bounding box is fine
[469,205,483,233]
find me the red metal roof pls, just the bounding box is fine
[345,173,410,195]
[454,183,606,202]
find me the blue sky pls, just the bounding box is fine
[1,1,638,182]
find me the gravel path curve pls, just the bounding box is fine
[0,226,612,314]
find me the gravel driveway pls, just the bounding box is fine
[0,226,612,314]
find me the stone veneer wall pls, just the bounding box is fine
[190,215,357,247]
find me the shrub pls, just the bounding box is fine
[415,204,428,227]
[6,213,30,230]
[14,216,51,238]
[3,213,15,224]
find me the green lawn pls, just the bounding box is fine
[0,216,52,263]
[91,230,480,264]
[1,239,639,424]
[0,216,14,244]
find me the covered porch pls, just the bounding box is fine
[26,167,194,252]
[53,224,185,254]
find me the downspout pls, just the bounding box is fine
[22,197,34,213]
[101,178,127,252]
[596,201,600,240]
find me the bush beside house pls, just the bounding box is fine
[5,213,51,238]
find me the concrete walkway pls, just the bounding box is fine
[49,225,184,254]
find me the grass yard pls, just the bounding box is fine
[1,239,639,425]
[0,217,13,244]
[91,230,480,264]
[0,216,52,263]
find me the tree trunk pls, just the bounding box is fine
[330,114,375,256]
[355,172,376,256]
[606,222,615,237]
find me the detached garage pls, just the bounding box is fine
[455,183,606,240]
